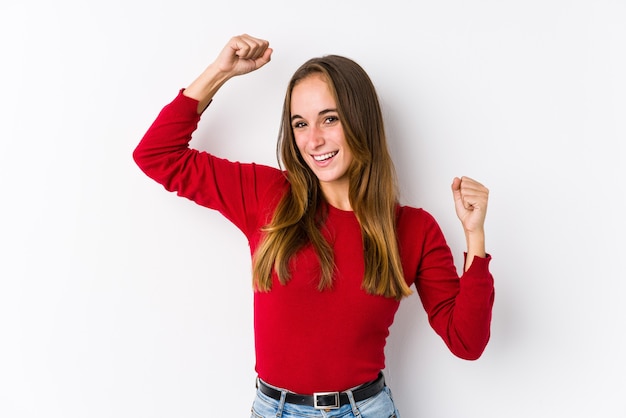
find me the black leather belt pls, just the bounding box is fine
[256,373,385,410]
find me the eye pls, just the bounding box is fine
[324,115,339,124]
[292,120,307,129]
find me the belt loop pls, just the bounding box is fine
[345,389,361,417]
[275,390,287,418]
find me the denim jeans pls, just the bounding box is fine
[250,382,401,418]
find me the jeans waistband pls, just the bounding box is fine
[256,373,385,410]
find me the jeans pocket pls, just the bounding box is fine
[250,389,280,418]
[357,386,400,418]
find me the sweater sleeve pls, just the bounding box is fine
[414,211,495,360]
[132,90,284,235]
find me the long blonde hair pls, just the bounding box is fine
[252,55,412,300]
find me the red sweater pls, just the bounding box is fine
[133,91,495,394]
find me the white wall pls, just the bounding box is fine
[1,0,624,417]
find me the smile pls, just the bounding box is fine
[313,151,338,162]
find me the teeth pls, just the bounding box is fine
[313,151,338,161]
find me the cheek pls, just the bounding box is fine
[335,136,352,160]
[343,147,354,164]
[294,136,307,156]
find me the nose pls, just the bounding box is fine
[307,125,325,149]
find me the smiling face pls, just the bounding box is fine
[290,74,354,206]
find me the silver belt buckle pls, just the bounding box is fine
[313,391,340,409]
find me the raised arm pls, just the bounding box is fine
[132,34,279,234]
[184,34,273,113]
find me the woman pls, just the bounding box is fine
[133,33,494,418]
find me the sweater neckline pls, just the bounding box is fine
[326,202,357,219]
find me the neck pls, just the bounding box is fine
[320,182,352,211]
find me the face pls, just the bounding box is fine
[290,74,354,198]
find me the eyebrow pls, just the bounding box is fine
[290,108,338,122]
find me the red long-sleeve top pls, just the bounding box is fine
[133,91,495,394]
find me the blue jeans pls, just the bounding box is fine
[250,382,401,418]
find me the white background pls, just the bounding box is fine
[1,0,625,417]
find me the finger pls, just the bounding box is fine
[256,47,273,67]
[451,177,463,202]
[451,177,470,215]
[460,177,488,196]
[458,176,479,192]
[457,177,489,210]
[451,176,462,192]
[232,34,270,60]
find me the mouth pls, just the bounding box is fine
[312,151,338,162]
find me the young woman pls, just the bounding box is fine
[133,33,494,418]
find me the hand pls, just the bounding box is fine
[451,176,489,235]
[213,34,273,77]
[185,34,273,112]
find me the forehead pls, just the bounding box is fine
[290,74,336,112]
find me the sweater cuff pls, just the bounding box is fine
[177,88,212,114]
[463,253,492,275]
